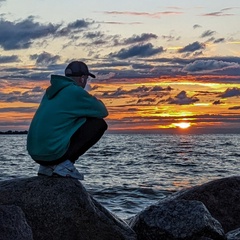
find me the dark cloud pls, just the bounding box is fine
[221,8,234,11]
[112,113,240,125]
[0,17,95,50]
[167,91,199,105]
[0,55,19,63]
[0,107,36,113]
[229,106,240,110]
[193,24,201,29]
[202,11,234,17]
[84,31,158,47]
[30,51,60,66]
[31,86,45,92]
[99,21,142,26]
[102,86,151,98]
[178,41,205,53]
[213,38,225,43]
[152,86,169,91]
[90,56,240,80]
[137,97,156,104]
[0,120,31,128]
[219,87,240,98]
[102,87,128,97]
[0,87,44,103]
[127,108,138,112]
[109,43,164,59]
[82,31,116,46]
[0,65,58,81]
[0,16,60,50]
[57,19,94,38]
[131,63,155,70]
[102,85,172,98]
[83,31,105,40]
[67,19,91,29]
[69,19,94,33]
[206,37,215,43]
[206,56,240,64]
[2,55,240,83]
[151,56,240,66]
[200,30,216,38]
[122,33,158,45]
[182,60,240,73]
[192,51,203,57]
[161,35,180,42]
[212,100,222,105]
[91,61,129,69]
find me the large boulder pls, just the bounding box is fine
[0,205,33,240]
[0,176,136,240]
[129,199,226,240]
[226,228,240,240]
[129,176,240,240]
[168,176,240,232]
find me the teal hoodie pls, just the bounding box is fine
[27,75,108,162]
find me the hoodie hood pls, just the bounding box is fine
[46,75,75,99]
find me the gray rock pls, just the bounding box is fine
[129,199,226,240]
[226,228,240,240]
[0,177,136,240]
[0,204,33,240]
[167,176,240,233]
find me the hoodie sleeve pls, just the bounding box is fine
[71,86,108,118]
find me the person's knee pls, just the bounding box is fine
[100,119,108,131]
[89,118,108,131]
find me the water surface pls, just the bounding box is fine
[0,133,239,219]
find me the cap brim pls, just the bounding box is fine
[89,72,96,78]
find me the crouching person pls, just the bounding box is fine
[27,61,108,180]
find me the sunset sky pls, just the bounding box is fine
[0,0,240,133]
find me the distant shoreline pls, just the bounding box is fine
[1,129,240,135]
[0,130,28,135]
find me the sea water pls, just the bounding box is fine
[0,133,239,219]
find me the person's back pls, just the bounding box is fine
[27,61,108,180]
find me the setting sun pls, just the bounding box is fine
[174,122,191,129]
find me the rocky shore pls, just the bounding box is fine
[0,176,239,240]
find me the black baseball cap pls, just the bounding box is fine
[65,61,96,78]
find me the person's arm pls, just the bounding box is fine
[73,87,108,118]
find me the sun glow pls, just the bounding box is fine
[174,122,191,129]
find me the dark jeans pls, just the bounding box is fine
[37,118,107,165]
